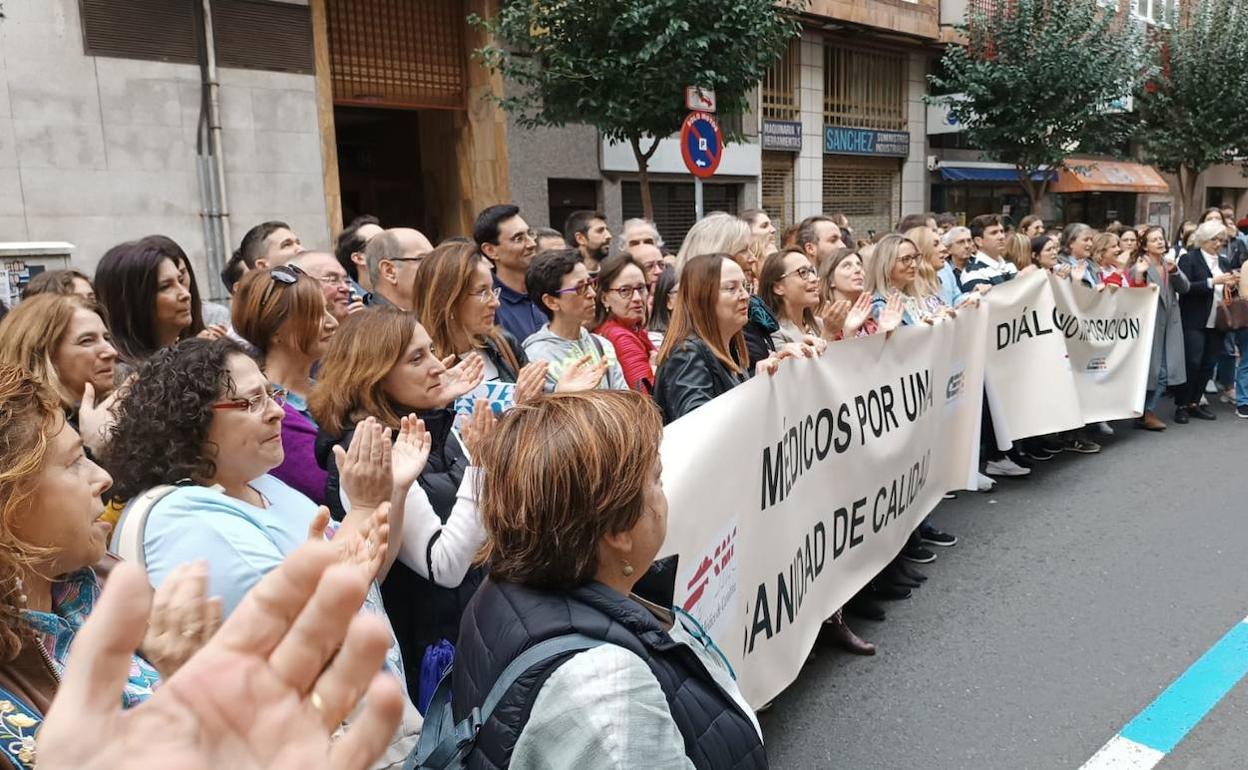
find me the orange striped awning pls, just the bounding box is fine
[1048,161,1171,195]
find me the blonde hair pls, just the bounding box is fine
[675,213,751,274]
[1004,232,1033,271]
[902,226,944,299]
[0,294,105,406]
[1090,232,1121,268]
[476,390,664,590]
[864,234,919,297]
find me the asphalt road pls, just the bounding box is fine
[756,399,1248,769]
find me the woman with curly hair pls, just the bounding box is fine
[0,294,118,453]
[230,265,339,504]
[0,364,222,769]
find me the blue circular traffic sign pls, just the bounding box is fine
[680,111,723,179]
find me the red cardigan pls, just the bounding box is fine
[595,318,656,393]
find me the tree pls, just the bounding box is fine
[929,0,1147,216]
[472,0,804,220]
[1135,0,1248,224]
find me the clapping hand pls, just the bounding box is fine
[514,361,549,404]
[555,354,607,392]
[1133,257,1150,277]
[37,545,404,770]
[437,353,486,403]
[459,399,499,461]
[1053,263,1073,279]
[1072,260,1088,284]
[819,300,851,339]
[391,414,431,491]
[141,561,223,679]
[332,417,392,510]
[877,293,905,334]
[843,292,873,335]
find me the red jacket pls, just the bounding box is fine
[595,318,656,393]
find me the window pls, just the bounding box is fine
[761,37,800,122]
[548,179,599,235]
[327,0,467,109]
[622,182,741,251]
[1133,0,1177,23]
[761,153,795,235]
[822,157,900,239]
[79,0,313,73]
[824,43,906,131]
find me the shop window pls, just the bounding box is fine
[622,182,742,251]
[761,37,800,122]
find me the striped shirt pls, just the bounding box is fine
[959,252,1018,292]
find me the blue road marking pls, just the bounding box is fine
[1119,618,1248,754]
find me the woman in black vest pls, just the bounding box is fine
[310,308,490,703]
[455,390,766,769]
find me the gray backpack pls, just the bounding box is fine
[403,634,606,770]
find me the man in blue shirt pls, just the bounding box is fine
[475,204,545,343]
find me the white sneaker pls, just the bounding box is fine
[985,458,1032,477]
[1095,421,1114,436]
[976,472,997,491]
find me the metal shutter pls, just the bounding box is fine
[761,37,800,122]
[213,0,314,74]
[822,157,900,239]
[761,152,795,235]
[622,181,741,252]
[326,0,467,109]
[80,0,199,64]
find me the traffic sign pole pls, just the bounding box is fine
[694,177,704,220]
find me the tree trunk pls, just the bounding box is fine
[1177,164,1200,226]
[630,135,661,222]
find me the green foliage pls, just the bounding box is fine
[929,0,1148,202]
[472,0,804,144]
[1135,0,1248,178]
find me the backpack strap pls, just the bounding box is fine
[408,633,606,770]
[109,481,200,568]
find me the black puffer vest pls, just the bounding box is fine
[315,408,484,697]
[452,577,767,770]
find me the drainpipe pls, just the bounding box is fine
[196,0,231,302]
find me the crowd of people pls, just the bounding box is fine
[0,197,1241,768]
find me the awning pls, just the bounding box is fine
[939,165,1053,183]
[1048,161,1171,195]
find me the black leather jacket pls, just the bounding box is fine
[654,336,749,424]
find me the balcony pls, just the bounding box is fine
[806,0,941,40]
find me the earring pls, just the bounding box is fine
[622,563,634,577]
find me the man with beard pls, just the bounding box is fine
[564,210,612,273]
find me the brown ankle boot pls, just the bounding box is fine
[1141,411,1167,431]
[826,609,876,655]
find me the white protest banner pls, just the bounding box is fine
[1046,276,1158,423]
[658,306,987,707]
[982,269,1084,442]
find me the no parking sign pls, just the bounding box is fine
[680,111,723,179]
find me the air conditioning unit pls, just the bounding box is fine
[926,155,941,172]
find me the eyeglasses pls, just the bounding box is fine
[781,265,818,281]
[317,272,349,287]
[261,265,306,306]
[468,286,502,303]
[213,385,285,415]
[898,255,918,266]
[719,281,749,297]
[605,283,648,300]
[554,276,599,297]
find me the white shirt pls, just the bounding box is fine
[1203,249,1224,328]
